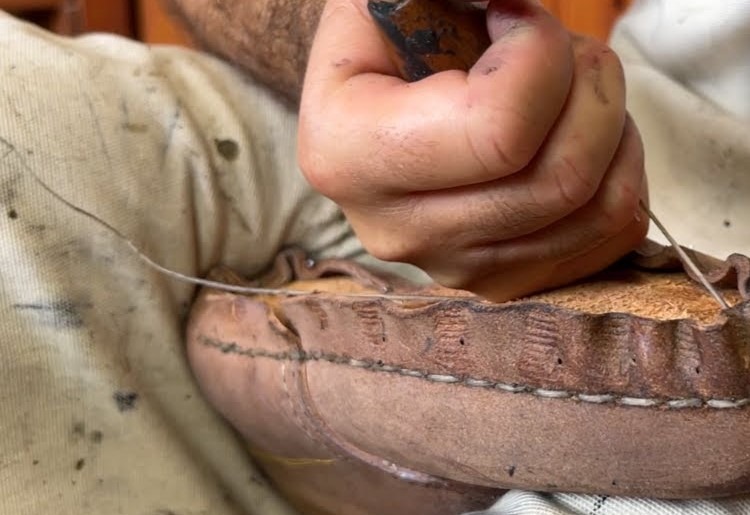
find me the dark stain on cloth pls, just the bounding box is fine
[75,458,86,471]
[113,391,139,412]
[0,171,21,206]
[71,421,86,440]
[13,300,88,329]
[0,135,15,160]
[122,122,149,133]
[214,138,239,161]
[72,422,104,444]
[90,430,103,444]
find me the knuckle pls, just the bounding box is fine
[300,165,334,197]
[297,129,348,200]
[465,109,532,176]
[599,127,647,236]
[297,121,326,183]
[599,183,642,237]
[298,156,338,198]
[489,115,538,170]
[552,155,600,211]
[470,194,549,242]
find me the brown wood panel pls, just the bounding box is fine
[80,0,134,37]
[5,1,630,49]
[541,0,632,41]
[0,0,135,36]
[131,0,631,47]
[0,0,57,9]
[1,0,79,35]
[136,0,192,46]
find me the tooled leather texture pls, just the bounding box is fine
[186,243,750,513]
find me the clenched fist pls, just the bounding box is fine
[298,0,649,301]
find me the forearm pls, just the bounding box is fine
[165,0,325,104]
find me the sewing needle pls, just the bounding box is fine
[640,200,729,309]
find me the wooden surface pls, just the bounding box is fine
[130,0,634,46]
[82,0,133,37]
[0,0,79,34]
[542,0,633,41]
[0,0,133,36]
[135,0,192,47]
[0,0,57,9]
[1,0,633,47]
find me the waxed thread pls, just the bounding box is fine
[199,336,750,410]
[248,445,337,468]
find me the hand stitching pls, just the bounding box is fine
[198,335,750,410]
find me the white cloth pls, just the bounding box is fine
[613,0,750,260]
[0,10,420,515]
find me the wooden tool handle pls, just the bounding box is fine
[368,0,491,81]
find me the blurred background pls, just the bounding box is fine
[1,0,632,50]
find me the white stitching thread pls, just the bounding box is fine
[201,337,750,410]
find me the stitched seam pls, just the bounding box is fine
[200,337,750,410]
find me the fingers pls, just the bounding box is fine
[343,34,633,254]
[299,0,574,198]
[422,116,649,298]
[509,116,646,265]
[463,216,649,301]
[298,0,649,302]
[462,0,575,179]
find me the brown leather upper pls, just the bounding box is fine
[185,246,750,515]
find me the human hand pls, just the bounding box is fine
[298,0,649,301]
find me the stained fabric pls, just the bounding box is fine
[2,1,750,513]
[0,11,416,515]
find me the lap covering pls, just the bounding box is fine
[0,11,376,515]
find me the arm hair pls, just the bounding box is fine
[164,0,325,104]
